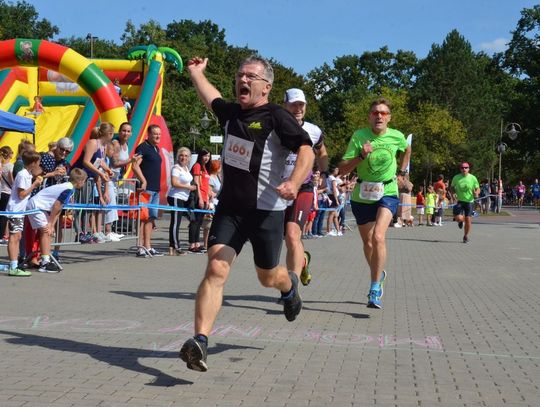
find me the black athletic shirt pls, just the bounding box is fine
[212,98,312,211]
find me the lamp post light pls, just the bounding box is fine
[189,126,200,151]
[497,120,521,183]
[200,111,212,130]
[85,33,98,59]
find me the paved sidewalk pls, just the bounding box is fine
[0,214,539,406]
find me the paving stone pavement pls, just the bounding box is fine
[0,210,539,407]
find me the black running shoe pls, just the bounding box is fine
[458,221,463,229]
[282,271,302,322]
[179,337,208,372]
[463,236,469,243]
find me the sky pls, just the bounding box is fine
[28,0,538,75]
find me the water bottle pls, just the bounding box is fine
[0,264,9,272]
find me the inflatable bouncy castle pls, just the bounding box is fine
[0,39,182,199]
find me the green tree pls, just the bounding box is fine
[0,0,58,40]
[503,5,540,181]
[412,30,512,179]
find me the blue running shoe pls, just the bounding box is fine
[379,270,387,298]
[367,289,382,309]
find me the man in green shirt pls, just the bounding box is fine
[339,98,411,309]
[450,162,480,243]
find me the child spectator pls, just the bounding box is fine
[0,146,15,243]
[416,186,425,226]
[425,185,436,226]
[6,151,43,276]
[434,186,445,226]
[31,96,44,114]
[26,168,88,273]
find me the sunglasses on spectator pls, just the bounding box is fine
[460,166,469,169]
[370,110,390,117]
[59,147,71,154]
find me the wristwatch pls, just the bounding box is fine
[397,170,408,176]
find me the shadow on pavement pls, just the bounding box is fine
[111,291,370,319]
[0,329,259,386]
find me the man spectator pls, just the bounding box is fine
[132,124,163,257]
[490,178,499,212]
[179,55,314,372]
[451,162,480,243]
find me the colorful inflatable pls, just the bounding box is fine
[0,39,182,201]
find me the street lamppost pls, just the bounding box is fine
[189,126,200,151]
[86,33,98,59]
[200,111,212,131]
[497,121,521,183]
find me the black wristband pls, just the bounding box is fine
[397,170,407,176]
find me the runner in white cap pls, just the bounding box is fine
[282,88,328,286]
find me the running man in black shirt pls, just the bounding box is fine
[179,56,314,372]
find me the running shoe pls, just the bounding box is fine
[282,271,302,321]
[300,251,312,286]
[179,337,208,372]
[8,268,32,277]
[463,236,469,243]
[148,248,164,257]
[136,249,149,258]
[38,262,60,274]
[458,221,464,229]
[367,289,382,309]
[379,270,387,298]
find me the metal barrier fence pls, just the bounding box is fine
[59,178,140,245]
[0,178,141,248]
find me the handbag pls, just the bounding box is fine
[186,185,199,209]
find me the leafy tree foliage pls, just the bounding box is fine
[0,0,58,40]
[1,4,538,183]
[411,30,513,180]
[503,5,540,180]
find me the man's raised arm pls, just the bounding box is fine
[187,57,222,110]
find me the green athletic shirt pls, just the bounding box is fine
[342,127,408,204]
[451,173,479,203]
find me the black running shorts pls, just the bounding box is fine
[208,204,285,269]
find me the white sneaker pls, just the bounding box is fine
[337,231,343,236]
[327,230,337,236]
[394,223,402,228]
[106,233,121,242]
[92,233,106,243]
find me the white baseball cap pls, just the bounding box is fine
[284,88,307,104]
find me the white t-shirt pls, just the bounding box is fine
[209,174,222,207]
[327,174,343,196]
[168,164,193,201]
[27,181,74,212]
[6,168,32,218]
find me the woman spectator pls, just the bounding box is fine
[188,149,211,253]
[311,170,328,237]
[73,122,115,241]
[40,137,72,186]
[111,122,140,180]
[168,147,196,256]
[26,137,73,261]
[0,146,14,243]
[202,159,222,250]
